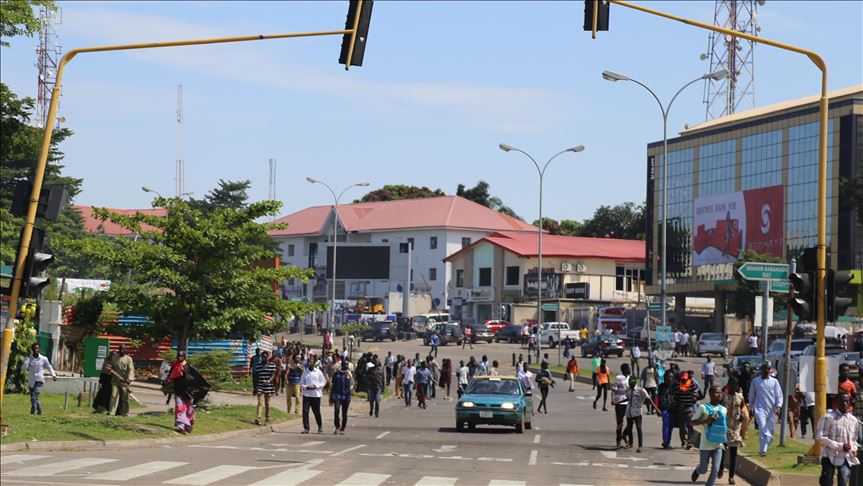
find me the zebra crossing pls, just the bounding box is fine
[0,453,595,486]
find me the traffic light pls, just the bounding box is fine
[10,181,68,221]
[583,0,610,32]
[21,228,54,298]
[339,0,374,68]
[789,270,816,321]
[827,269,855,322]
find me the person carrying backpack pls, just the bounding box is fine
[690,385,727,486]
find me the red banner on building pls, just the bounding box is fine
[742,185,784,257]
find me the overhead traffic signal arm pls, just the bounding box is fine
[339,0,374,69]
[583,0,610,37]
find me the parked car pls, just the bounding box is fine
[580,334,625,358]
[766,338,814,360]
[494,324,529,343]
[539,322,580,348]
[423,323,464,346]
[467,323,494,343]
[728,355,773,375]
[360,321,398,342]
[483,320,511,334]
[696,332,728,358]
[801,344,847,356]
[456,375,533,433]
[412,312,450,333]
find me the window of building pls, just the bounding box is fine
[461,237,471,248]
[741,130,783,191]
[479,267,492,287]
[698,140,737,197]
[616,266,644,292]
[456,269,464,288]
[430,236,438,250]
[505,266,519,286]
[429,268,437,281]
[287,244,295,257]
[615,266,625,291]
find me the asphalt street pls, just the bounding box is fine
[0,373,749,486]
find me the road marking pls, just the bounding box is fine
[488,481,525,486]
[249,469,323,486]
[90,461,187,481]
[533,434,541,444]
[598,451,646,462]
[0,455,50,466]
[375,431,390,439]
[552,462,591,467]
[299,440,326,447]
[439,456,471,461]
[7,458,117,476]
[296,449,333,454]
[477,457,513,462]
[163,465,256,485]
[528,450,538,466]
[335,472,391,486]
[415,477,458,486]
[331,444,366,457]
[432,445,457,452]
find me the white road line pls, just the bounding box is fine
[299,440,326,447]
[249,469,323,486]
[163,465,256,485]
[533,434,541,444]
[0,455,50,466]
[375,431,390,439]
[488,481,525,486]
[295,450,333,454]
[90,461,187,481]
[559,484,595,486]
[415,477,458,486]
[528,450,538,466]
[331,444,366,457]
[335,472,391,486]
[7,458,117,476]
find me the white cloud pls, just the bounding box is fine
[57,6,577,135]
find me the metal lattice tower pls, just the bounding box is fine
[702,0,763,120]
[35,7,62,128]
[268,158,277,201]
[176,84,184,197]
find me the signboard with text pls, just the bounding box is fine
[524,272,562,299]
[564,282,590,300]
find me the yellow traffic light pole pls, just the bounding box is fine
[600,0,830,454]
[0,17,366,427]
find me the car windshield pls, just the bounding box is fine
[769,341,784,352]
[701,333,723,341]
[465,379,521,395]
[791,341,813,351]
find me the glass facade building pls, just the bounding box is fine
[645,86,863,308]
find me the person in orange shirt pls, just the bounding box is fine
[837,364,856,412]
[567,356,580,392]
[594,358,610,411]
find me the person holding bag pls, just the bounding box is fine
[691,385,728,486]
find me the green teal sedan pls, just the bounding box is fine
[456,376,533,433]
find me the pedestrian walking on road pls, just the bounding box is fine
[690,385,728,486]
[427,355,440,398]
[801,389,815,438]
[630,343,641,377]
[440,358,453,399]
[718,376,748,485]
[250,348,263,392]
[394,355,404,399]
[93,350,115,413]
[489,360,499,376]
[640,358,659,415]
[385,351,395,387]
[467,356,478,380]
[658,368,677,449]
[478,355,490,376]
[518,362,534,393]
[21,343,56,415]
[300,362,326,434]
[591,354,602,390]
[109,344,134,417]
[402,359,416,406]
[594,358,610,411]
[430,333,440,358]
[567,356,580,392]
[624,376,649,452]
[254,350,277,425]
[415,361,433,409]
[611,363,632,448]
[285,354,304,414]
[463,326,474,349]
[166,350,200,434]
[330,360,352,434]
[747,333,759,356]
[749,363,783,456]
[457,360,470,399]
[367,358,384,418]
[536,362,555,414]
[701,356,716,392]
[675,371,700,450]
[816,391,860,486]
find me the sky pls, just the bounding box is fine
[1,1,861,223]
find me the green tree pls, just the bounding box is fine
[357,184,445,202]
[456,180,522,220]
[840,176,863,225]
[65,195,324,351]
[728,250,789,320]
[0,0,55,47]
[578,202,646,240]
[189,179,252,212]
[560,219,583,236]
[531,218,563,235]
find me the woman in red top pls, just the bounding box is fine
[567,357,580,392]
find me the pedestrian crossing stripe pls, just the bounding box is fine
[335,472,391,486]
[249,469,323,486]
[6,457,117,476]
[0,455,50,466]
[163,465,256,485]
[90,461,187,481]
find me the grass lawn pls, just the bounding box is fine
[0,393,296,445]
[211,376,254,393]
[740,437,820,476]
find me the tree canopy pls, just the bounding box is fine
[357,184,445,202]
[189,179,252,212]
[0,0,55,47]
[456,180,521,220]
[578,202,646,240]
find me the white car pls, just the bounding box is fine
[696,332,728,358]
[540,322,580,348]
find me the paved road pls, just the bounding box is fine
[0,378,749,486]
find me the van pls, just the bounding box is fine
[411,312,450,333]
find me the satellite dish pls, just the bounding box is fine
[699,53,709,61]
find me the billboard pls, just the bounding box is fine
[692,185,784,266]
[523,272,562,299]
[326,246,390,279]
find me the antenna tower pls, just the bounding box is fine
[268,158,277,201]
[176,84,184,197]
[35,6,62,128]
[702,0,762,120]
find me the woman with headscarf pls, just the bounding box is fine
[93,350,116,413]
[167,350,196,434]
[718,375,748,484]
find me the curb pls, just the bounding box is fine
[735,453,817,486]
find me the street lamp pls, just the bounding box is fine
[602,68,728,354]
[499,143,585,360]
[307,178,370,334]
[141,186,165,199]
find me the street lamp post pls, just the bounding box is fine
[499,144,585,361]
[307,178,370,334]
[602,69,728,350]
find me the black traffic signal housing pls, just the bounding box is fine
[789,270,816,321]
[339,0,374,68]
[21,227,54,298]
[583,0,610,32]
[827,269,855,322]
[10,181,69,221]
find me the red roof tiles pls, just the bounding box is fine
[74,205,166,236]
[444,231,645,263]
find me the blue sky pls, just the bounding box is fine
[1,1,861,223]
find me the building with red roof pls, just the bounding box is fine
[74,205,166,237]
[443,231,646,326]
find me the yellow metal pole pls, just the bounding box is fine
[605,0,830,455]
[0,26,355,423]
[344,0,364,70]
[592,0,599,39]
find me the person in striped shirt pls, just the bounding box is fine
[254,350,277,426]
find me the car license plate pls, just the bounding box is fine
[479,411,493,418]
